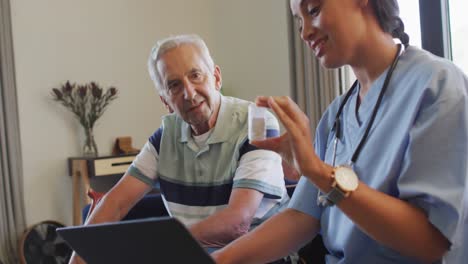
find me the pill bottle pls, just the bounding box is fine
[248,105,267,141]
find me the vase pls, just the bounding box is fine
[82,127,98,157]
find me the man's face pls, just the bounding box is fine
[157,44,222,134]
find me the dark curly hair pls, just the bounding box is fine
[370,0,410,47]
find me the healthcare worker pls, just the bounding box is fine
[213,0,468,263]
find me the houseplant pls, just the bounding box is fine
[51,81,118,156]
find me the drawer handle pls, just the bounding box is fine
[111,161,132,166]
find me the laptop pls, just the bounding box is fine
[57,217,215,264]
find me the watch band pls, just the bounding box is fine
[318,186,346,207]
[326,187,347,206]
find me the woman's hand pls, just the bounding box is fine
[252,96,324,178]
[251,132,297,170]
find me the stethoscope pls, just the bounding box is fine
[331,44,404,167]
[317,44,404,206]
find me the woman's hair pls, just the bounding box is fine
[147,34,215,96]
[370,0,410,47]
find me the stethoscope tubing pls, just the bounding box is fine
[330,44,404,167]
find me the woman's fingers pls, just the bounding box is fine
[250,133,289,154]
[254,96,321,177]
[271,96,308,124]
[250,134,285,151]
[282,160,301,181]
[257,96,308,128]
[251,133,295,165]
[255,96,271,108]
[267,98,309,144]
[267,98,296,129]
[256,96,302,138]
[254,95,317,173]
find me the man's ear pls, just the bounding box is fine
[159,95,174,113]
[214,65,222,91]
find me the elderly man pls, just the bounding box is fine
[69,34,288,263]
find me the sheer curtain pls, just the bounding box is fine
[287,10,350,137]
[0,0,27,263]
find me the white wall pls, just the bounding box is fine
[10,0,291,226]
[212,0,292,101]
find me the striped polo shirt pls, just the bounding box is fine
[128,96,288,227]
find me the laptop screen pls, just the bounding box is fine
[57,217,215,264]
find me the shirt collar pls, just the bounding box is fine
[180,95,239,144]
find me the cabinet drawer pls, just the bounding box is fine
[90,155,136,177]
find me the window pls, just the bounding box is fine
[449,0,468,73]
[398,0,422,48]
[345,0,468,90]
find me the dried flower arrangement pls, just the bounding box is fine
[51,81,118,156]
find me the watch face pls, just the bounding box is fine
[335,166,359,192]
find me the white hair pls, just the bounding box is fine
[147,34,215,95]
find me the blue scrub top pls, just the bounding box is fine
[289,46,468,263]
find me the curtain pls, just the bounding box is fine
[0,0,27,263]
[287,10,351,138]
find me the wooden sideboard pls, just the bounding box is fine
[67,154,137,225]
